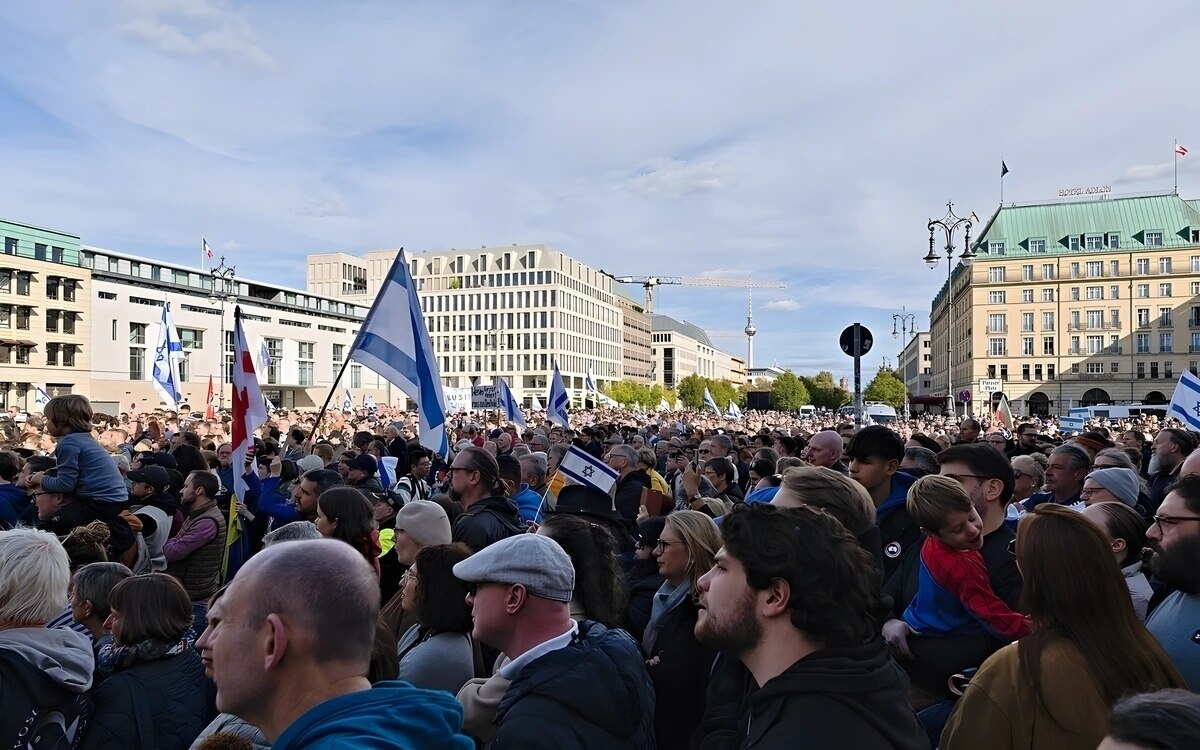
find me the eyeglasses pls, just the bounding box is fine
[1079,487,1106,497]
[401,569,419,584]
[1152,515,1200,533]
[654,539,685,552]
[445,467,476,477]
[1013,469,1027,479]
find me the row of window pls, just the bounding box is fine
[987,255,1200,283]
[2,237,75,264]
[986,231,1179,256]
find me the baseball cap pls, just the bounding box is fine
[137,451,177,471]
[346,454,377,475]
[452,534,574,603]
[296,455,325,473]
[128,465,170,491]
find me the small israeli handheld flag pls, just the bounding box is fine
[1168,371,1200,430]
[33,386,51,412]
[727,400,742,419]
[342,388,354,412]
[151,303,185,408]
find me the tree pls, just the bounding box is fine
[709,379,745,409]
[863,367,906,410]
[769,370,810,410]
[801,372,849,410]
[676,373,706,408]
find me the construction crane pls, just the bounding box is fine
[609,275,784,314]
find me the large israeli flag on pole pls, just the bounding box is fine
[1168,370,1200,430]
[547,362,570,427]
[703,386,720,415]
[727,400,743,419]
[585,365,598,394]
[496,377,527,428]
[151,303,185,408]
[346,250,449,456]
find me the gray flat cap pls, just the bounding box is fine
[452,533,574,602]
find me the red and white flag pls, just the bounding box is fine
[1177,144,1189,157]
[203,238,215,258]
[205,374,215,420]
[231,307,268,500]
[994,394,1014,430]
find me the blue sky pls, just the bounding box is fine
[2,1,1200,378]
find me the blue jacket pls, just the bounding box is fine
[513,484,542,524]
[41,433,127,503]
[272,680,473,750]
[875,470,920,583]
[493,620,656,749]
[256,475,304,525]
[0,484,27,529]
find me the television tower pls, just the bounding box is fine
[744,288,756,370]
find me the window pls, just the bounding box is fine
[1070,335,1081,354]
[988,291,1006,304]
[1070,310,1081,330]
[1087,362,1104,374]
[1023,337,1034,355]
[1022,364,1031,380]
[1161,257,1173,274]
[351,364,362,389]
[265,338,283,385]
[1021,265,1034,281]
[129,347,145,379]
[45,310,58,333]
[1029,238,1046,254]
[1110,285,1120,299]
[988,314,1006,333]
[1047,364,1055,380]
[1161,333,1174,352]
[62,281,75,303]
[332,343,344,365]
[1086,310,1103,328]
[298,362,313,386]
[1086,261,1103,277]
[989,241,1005,256]
[1087,335,1103,355]
[1194,255,1200,273]
[1166,361,1175,379]
[1193,282,1200,295]
[1069,236,1080,251]
[1071,287,1080,301]
[1085,235,1104,250]
[1137,362,1146,379]
[1043,263,1055,280]
[989,338,1006,356]
[1018,290,1032,304]
[1043,312,1055,331]
[988,267,1005,282]
[1151,362,1160,379]
[1107,233,1120,248]
[1193,332,1200,353]
[178,328,204,350]
[1071,262,1081,279]
[298,342,314,359]
[2,237,14,255]
[1160,283,1173,297]
[16,272,30,296]
[46,278,59,300]
[1086,286,1103,299]
[1137,258,1150,274]
[1137,284,1150,298]
[1145,231,1164,246]
[129,323,147,344]
[1137,333,1150,353]
[1022,312,1034,331]
[1192,306,1200,326]
[1042,288,1054,302]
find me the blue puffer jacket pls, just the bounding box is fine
[80,649,211,750]
[493,620,656,749]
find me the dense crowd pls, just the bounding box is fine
[2,394,1200,749]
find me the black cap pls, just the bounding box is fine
[128,465,171,490]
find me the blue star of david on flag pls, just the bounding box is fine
[1168,371,1200,430]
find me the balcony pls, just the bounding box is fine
[1190,318,1200,329]
[1160,320,1174,328]
[1068,322,1119,331]
[986,349,1009,357]
[987,326,1008,334]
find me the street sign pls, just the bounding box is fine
[839,325,874,357]
[979,379,1003,392]
[958,390,972,403]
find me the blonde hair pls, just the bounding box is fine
[0,527,72,626]
[1012,452,1049,484]
[906,474,973,532]
[778,466,875,536]
[636,448,657,468]
[775,457,806,472]
[663,510,722,599]
[43,394,93,436]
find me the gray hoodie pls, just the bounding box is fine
[0,626,95,693]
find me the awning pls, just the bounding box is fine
[0,339,37,347]
[909,395,948,405]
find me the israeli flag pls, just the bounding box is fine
[364,394,377,410]
[263,393,276,412]
[547,362,570,427]
[496,377,527,428]
[33,386,51,412]
[727,400,743,419]
[151,303,185,408]
[258,340,272,372]
[585,365,598,393]
[658,397,670,412]
[342,388,354,412]
[703,387,720,415]
[346,250,449,456]
[530,394,543,411]
[1168,370,1200,430]
[558,444,618,494]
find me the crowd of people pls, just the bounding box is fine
[2,394,1200,749]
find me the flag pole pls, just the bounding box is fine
[1000,157,1005,205]
[1175,140,1179,194]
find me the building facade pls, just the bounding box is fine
[0,220,91,412]
[651,314,742,389]
[897,331,935,413]
[928,192,1200,417]
[617,291,654,384]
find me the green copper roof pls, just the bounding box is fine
[972,192,1200,256]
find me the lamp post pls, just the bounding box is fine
[892,310,916,421]
[209,256,236,412]
[925,202,975,420]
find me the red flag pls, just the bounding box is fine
[205,375,215,420]
[231,307,267,501]
[1177,144,1189,157]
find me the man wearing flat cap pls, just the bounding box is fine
[454,534,654,748]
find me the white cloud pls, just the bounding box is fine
[118,1,277,70]
[626,158,729,197]
[763,299,799,311]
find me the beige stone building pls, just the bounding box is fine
[929,192,1200,417]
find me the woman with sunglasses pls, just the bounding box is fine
[1007,453,1048,527]
[942,504,1185,749]
[623,517,667,644]
[644,510,721,750]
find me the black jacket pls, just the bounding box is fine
[81,649,210,750]
[493,621,655,749]
[614,470,651,523]
[646,596,716,750]
[695,639,926,750]
[622,561,665,645]
[452,495,524,552]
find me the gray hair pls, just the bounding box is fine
[710,434,733,453]
[548,443,569,463]
[903,446,940,476]
[1051,444,1092,473]
[520,452,548,482]
[608,444,637,464]
[71,562,134,622]
[0,527,71,626]
[262,521,324,547]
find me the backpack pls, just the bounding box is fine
[0,650,92,750]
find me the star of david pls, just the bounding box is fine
[582,466,595,478]
[1193,401,1200,418]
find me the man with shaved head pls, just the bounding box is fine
[197,539,471,748]
[805,430,848,475]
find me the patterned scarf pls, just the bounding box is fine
[97,628,196,678]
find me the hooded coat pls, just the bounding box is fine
[492,621,656,749]
[271,680,473,750]
[452,495,524,553]
[0,627,95,748]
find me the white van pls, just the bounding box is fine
[864,403,899,425]
[799,405,816,417]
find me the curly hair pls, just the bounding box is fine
[720,503,881,647]
[539,514,626,628]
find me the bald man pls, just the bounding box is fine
[805,430,848,475]
[197,540,471,749]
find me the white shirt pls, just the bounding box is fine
[498,621,579,680]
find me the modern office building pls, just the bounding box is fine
[651,314,742,389]
[81,247,391,411]
[897,331,936,413]
[309,244,626,405]
[928,192,1200,416]
[617,291,654,384]
[0,220,91,412]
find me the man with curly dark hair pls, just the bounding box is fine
[693,503,926,749]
